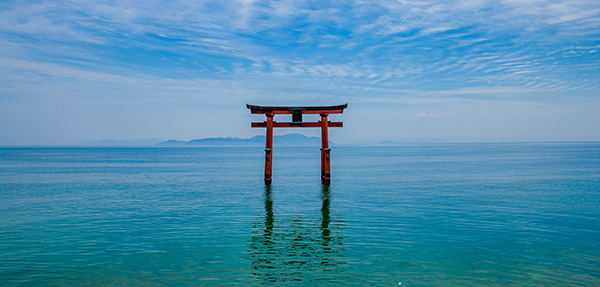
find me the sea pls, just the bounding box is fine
[1,143,599,286]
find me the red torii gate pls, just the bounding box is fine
[247,103,348,184]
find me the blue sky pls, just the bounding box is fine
[1,0,599,145]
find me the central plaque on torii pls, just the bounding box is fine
[247,103,348,184]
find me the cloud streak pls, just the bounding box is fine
[414,113,453,117]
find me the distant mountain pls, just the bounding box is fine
[78,138,165,146]
[272,133,321,146]
[157,133,329,146]
[130,138,166,145]
[185,135,265,146]
[156,140,187,146]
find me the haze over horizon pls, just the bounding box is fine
[1,0,599,145]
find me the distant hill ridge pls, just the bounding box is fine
[157,133,328,146]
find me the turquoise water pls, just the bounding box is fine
[1,143,599,286]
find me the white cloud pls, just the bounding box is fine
[414,113,453,117]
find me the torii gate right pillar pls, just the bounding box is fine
[265,113,274,183]
[320,113,331,182]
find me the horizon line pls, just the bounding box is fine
[2,140,599,148]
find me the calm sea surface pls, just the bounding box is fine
[1,143,599,286]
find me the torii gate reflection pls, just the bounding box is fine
[248,184,346,283]
[247,104,348,183]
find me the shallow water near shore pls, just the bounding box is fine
[1,143,599,286]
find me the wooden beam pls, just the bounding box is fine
[246,103,347,111]
[249,109,345,115]
[251,121,343,128]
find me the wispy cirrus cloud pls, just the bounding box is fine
[2,1,598,82]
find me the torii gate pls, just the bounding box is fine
[247,103,348,184]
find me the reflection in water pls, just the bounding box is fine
[249,184,346,283]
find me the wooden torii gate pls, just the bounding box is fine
[247,103,348,184]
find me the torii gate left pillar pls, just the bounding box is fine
[247,104,348,184]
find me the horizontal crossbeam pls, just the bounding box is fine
[251,121,343,128]
[249,109,345,115]
[247,103,347,111]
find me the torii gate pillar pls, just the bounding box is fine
[247,104,347,184]
[320,113,330,181]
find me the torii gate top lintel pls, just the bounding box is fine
[246,103,347,114]
[247,103,347,183]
